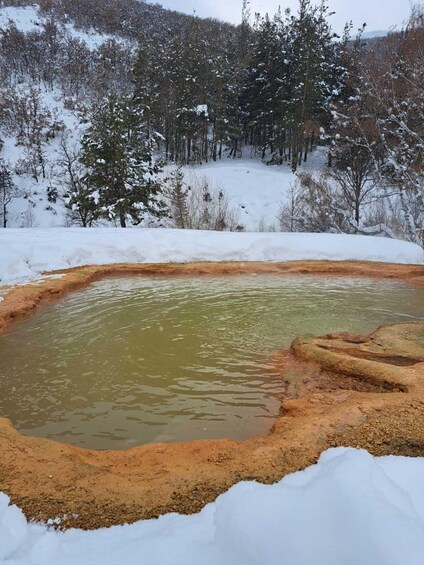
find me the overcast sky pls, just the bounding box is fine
[149,0,412,34]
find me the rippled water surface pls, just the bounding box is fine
[0,275,423,449]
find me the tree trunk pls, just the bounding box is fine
[355,201,360,231]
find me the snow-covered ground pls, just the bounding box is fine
[182,158,294,231]
[1,84,82,229]
[6,154,298,230]
[2,448,424,565]
[0,228,422,284]
[0,5,132,50]
[0,5,138,230]
[5,144,298,230]
[0,3,340,233]
[181,148,323,232]
[0,5,42,34]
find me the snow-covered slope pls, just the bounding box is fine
[181,150,323,232]
[0,5,130,50]
[182,159,293,231]
[0,5,310,232]
[0,5,137,229]
[0,228,422,284]
[0,5,41,33]
[1,85,82,228]
[2,448,424,565]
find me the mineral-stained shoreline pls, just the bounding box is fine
[0,261,424,530]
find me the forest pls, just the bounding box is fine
[0,0,423,242]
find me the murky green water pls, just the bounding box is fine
[0,275,423,450]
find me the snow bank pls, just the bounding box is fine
[2,448,424,564]
[0,228,422,284]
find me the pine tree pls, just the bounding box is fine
[243,13,286,160]
[81,95,165,227]
[241,1,340,168]
[284,0,339,170]
[167,166,188,228]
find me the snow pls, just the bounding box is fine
[194,104,208,116]
[0,5,133,52]
[179,148,326,231]
[0,6,42,34]
[182,158,295,231]
[63,23,129,51]
[0,228,422,284]
[1,86,80,229]
[2,448,424,564]
[6,153,299,230]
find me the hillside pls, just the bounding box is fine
[0,0,422,245]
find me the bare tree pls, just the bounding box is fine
[165,170,244,231]
[58,135,96,227]
[329,145,378,230]
[279,182,302,232]
[359,8,424,244]
[289,172,396,237]
[0,161,22,228]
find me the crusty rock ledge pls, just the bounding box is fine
[0,261,424,530]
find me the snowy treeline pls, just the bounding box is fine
[0,0,422,241]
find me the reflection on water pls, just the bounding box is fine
[0,275,423,449]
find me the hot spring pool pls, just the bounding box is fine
[0,274,423,449]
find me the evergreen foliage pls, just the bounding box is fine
[81,95,164,227]
[0,0,423,240]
